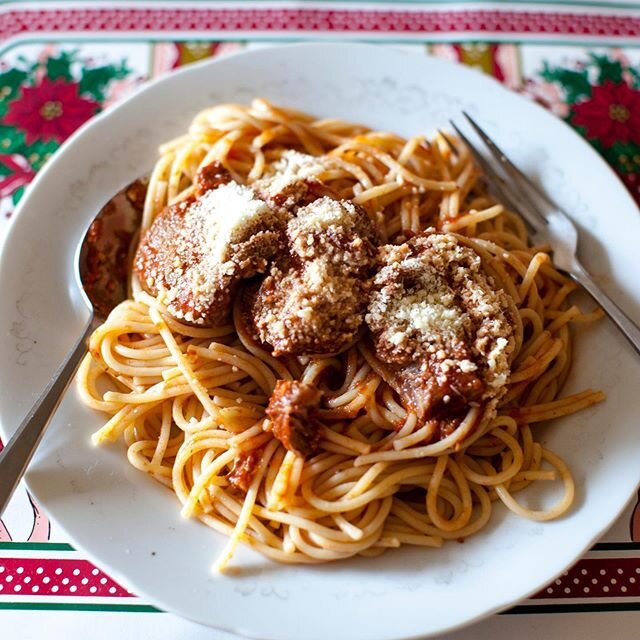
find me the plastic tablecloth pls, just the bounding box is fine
[1,2,639,638]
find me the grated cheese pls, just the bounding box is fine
[248,194,378,356]
[366,231,516,404]
[193,182,275,263]
[254,150,331,202]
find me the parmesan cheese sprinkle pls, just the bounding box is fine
[249,196,378,356]
[366,231,516,417]
[197,183,275,263]
[135,166,289,326]
[253,151,335,208]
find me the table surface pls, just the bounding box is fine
[0,1,639,638]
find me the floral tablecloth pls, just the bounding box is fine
[0,2,639,638]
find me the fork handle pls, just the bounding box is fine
[0,316,94,517]
[569,262,640,358]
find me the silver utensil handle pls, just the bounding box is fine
[0,317,94,516]
[570,263,640,358]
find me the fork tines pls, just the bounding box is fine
[462,112,556,210]
[449,115,550,233]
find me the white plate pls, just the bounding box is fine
[1,43,639,640]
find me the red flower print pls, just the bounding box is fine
[571,81,640,148]
[4,78,99,145]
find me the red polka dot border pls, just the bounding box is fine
[535,558,640,599]
[0,558,130,598]
[0,8,639,40]
[2,556,640,600]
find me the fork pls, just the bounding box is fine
[448,113,640,357]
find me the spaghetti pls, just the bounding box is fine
[78,99,605,570]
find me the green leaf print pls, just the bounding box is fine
[0,125,26,155]
[79,61,130,101]
[45,52,75,81]
[23,139,60,172]
[590,54,624,84]
[605,141,640,175]
[540,63,592,104]
[11,185,25,205]
[0,69,28,116]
